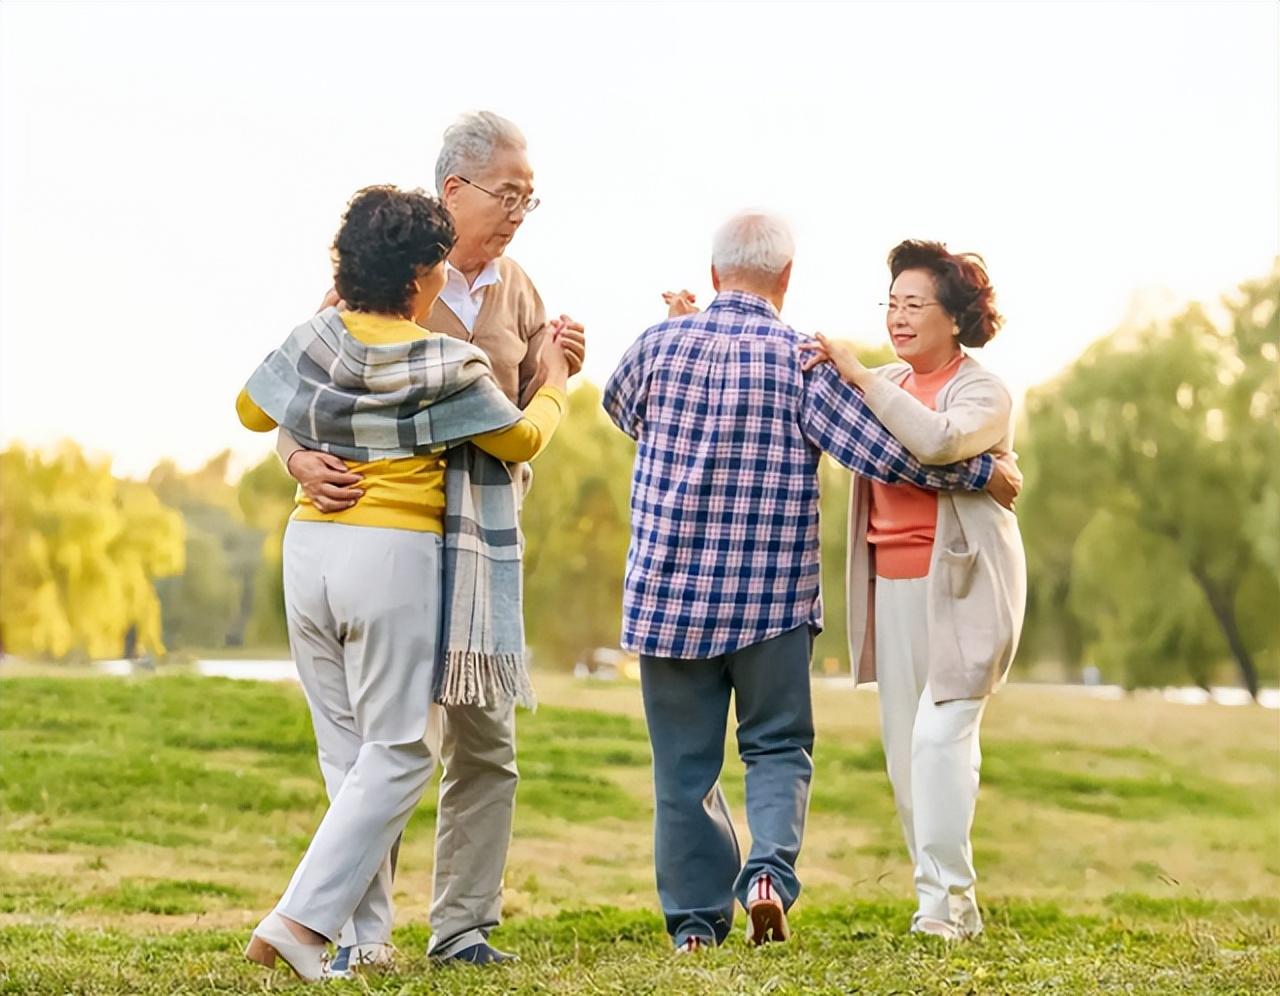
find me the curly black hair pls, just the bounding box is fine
[332,185,456,315]
[888,240,1004,348]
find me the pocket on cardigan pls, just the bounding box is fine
[939,545,978,599]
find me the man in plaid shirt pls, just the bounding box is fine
[602,212,1019,954]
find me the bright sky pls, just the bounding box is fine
[2,1,1276,478]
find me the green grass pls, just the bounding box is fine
[1,672,1277,993]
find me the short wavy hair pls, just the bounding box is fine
[888,240,1004,348]
[332,186,456,315]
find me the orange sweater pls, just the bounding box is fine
[867,353,964,579]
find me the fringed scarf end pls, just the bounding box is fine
[435,650,537,711]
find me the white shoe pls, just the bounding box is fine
[675,935,712,954]
[745,873,790,945]
[245,911,333,981]
[911,916,965,941]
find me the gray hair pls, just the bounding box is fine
[434,111,527,194]
[711,211,795,278]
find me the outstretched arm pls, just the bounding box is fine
[800,334,1011,463]
[800,363,993,491]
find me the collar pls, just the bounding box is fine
[445,259,502,295]
[707,289,779,319]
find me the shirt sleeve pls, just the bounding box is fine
[472,385,566,462]
[602,333,650,440]
[799,364,992,490]
[236,387,278,432]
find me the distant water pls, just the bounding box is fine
[817,676,1279,710]
[78,658,1280,709]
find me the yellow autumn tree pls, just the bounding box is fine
[0,443,185,659]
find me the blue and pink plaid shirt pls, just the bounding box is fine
[602,290,995,660]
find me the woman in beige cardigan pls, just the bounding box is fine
[800,240,1026,940]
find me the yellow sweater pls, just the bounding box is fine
[236,311,565,533]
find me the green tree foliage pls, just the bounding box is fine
[1019,264,1280,696]
[522,383,634,669]
[0,443,184,658]
[813,455,853,670]
[149,452,269,650]
[236,455,296,646]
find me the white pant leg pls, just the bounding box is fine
[874,576,987,933]
[911,688,986,932]
[873,577,931,863]
[426,699,519,957]
[276,523,440,941]
[284,575,395,948]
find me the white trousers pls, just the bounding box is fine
[874,576,987,934]
[276,521,440,943]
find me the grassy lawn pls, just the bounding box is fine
[1,670,1276,993]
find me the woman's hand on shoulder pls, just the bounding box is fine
[798,332,873,388]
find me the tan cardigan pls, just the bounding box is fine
[427,256,549,407]
[846,356,1027,702]
[276,255,549,464]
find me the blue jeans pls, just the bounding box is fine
[639,625,815,946]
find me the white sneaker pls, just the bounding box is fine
[675,935,712,954]
[245,911,333,981]
[745,873,790,945]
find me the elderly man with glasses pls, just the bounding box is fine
[276,111,585,971]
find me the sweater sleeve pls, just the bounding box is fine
[236,388,278,432]
[472,385,566,462]
[800,365,993,490]
[859,369,1012,463]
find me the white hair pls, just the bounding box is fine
[711,211,795,277]
[434,111,527,193]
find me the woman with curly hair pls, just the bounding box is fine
[235,185,570,980]
[800,240,1026,941]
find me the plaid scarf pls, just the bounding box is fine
[245,307,534,707]
[245,307,521,460]
[435,446,536,710]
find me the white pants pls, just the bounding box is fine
[276,521,441,943]
[874,576,987,934]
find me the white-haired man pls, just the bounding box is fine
[602,212,1019,953]
[278,111,585,969]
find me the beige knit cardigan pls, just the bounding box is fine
[845,356,1027,702]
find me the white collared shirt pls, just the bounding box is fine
[440,260,502,333]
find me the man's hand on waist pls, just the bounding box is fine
[287,450,364,513]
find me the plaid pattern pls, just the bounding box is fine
[602,291,994,660]
[245,307,534,706]
[244,307,521,461]
[436,446,536,710]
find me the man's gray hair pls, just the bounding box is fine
[435,111,527,194]
[711,211,795,277]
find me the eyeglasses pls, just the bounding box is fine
[880,299,942,317]
[457,176,541,216]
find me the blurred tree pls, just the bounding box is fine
[1019,264,1280,697]
[812,342,897,671]
[149,452,268,649]
[237,455,296,647]
[522,383,634,670]
[0,443,184,658]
